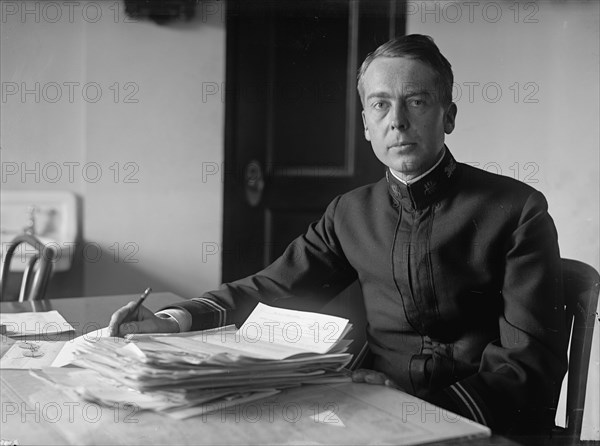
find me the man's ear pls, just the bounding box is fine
[444,103,457,135]
[361,110,371,141]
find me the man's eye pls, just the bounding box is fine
[409,98,425,107]
[372,101,388,110]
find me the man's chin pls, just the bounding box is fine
[387,159,421,179]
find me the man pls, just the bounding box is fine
[109,35,567,434]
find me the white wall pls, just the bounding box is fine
[407,0,599,271]
[406,1,599,439]
[1,0,225,299]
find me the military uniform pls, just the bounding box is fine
[166,147,567,433]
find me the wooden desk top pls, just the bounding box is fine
[0,295,521,446]
[0,292,185,337]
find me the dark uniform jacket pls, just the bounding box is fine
[167,147,567,433]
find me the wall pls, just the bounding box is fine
[406,0,599,439]
[1,0,226,299]
[406,0,599,271]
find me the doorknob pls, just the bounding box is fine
[244,160,265,207]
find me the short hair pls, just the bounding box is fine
[357,34,454,107]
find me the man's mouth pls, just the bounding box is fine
[389,142,416,150]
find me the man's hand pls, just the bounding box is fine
[351,368,403,391]
[108,302,179,337]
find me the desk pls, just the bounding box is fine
[0,294,520,446]
[0,293,185,338]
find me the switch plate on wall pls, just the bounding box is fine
[0,191,78,272]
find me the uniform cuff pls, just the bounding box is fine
[155,308,192,332]
[426,380,495,429]
[162,297,232,331]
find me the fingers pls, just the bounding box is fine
[118,319,156,337]
[352,368,385,384]
[383,379,401,390]
[351,368,369,382]
[113,310,180,337]
[108,301,151,337]
[108,301,136,336]
[351,368,402,390]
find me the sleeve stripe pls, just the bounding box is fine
[193,297,227,326]
[448,385,479,423]
[451,382,488,426]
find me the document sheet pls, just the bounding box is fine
[0,310,74,337]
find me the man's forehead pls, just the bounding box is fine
[362,56,438,94]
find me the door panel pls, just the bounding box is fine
[270,10,349,169]
[224,0,405,282]
[223,2,404,359]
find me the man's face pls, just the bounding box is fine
[361,57,457,181]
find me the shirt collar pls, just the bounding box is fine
[389,147,447,185]
[385,146,459,211]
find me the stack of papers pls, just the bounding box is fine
[32,303,354,419]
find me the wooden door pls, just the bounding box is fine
[222,0,405,351]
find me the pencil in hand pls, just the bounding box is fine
[130,287,152,318]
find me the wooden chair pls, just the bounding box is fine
[0,234,56,302]
[561,258,600,438]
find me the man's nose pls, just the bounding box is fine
[390,105,409,131]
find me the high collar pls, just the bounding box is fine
[386,147,459,211]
